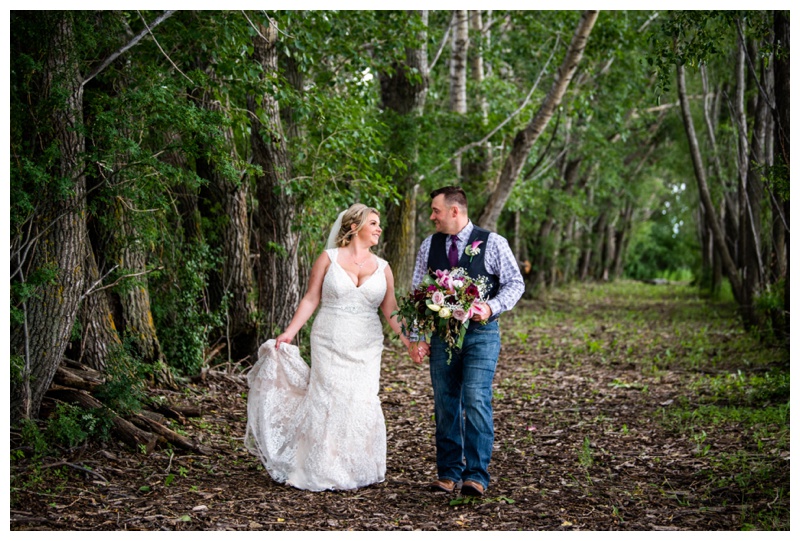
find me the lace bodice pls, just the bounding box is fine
[319,248,387,315]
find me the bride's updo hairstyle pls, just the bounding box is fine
[335,204,380,247]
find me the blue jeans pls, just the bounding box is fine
[429,320,501,489]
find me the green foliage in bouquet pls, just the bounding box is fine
[394,268,489,362]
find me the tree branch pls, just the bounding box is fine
[79,266,163,302]
[422,35,560,180]
[137,11,193,85]
[429,11,456,73]
[82,10,177,88]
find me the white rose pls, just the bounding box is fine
[439,307,452,318]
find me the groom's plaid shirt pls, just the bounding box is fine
[411,220,525,319]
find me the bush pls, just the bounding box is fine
[150,241,226,375]
[94,340,150,414]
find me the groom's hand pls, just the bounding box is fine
[470,301,493,322]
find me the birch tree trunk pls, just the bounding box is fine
[448,10,469,180]
[676,63,744,305]
[733,33,750,273]
[463,10,493,187]
[449,10,469,114]
[478,10,598,231]
[249,20,302,338]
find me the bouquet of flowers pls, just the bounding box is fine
[394,268,490,362]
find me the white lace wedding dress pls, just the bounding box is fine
[245,248,387,491]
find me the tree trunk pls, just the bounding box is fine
[11,13,87,424]
[378,10,429,292]
[249,20,302,338]
[532,215,555,291]
[448,10,469,180]
[562,214,578,283]
[449,10,469,115]
[586,209,607,281]
[733,32,750,273]
[612,203,634,280]
[773,10,789,339]
[551,158,583,286]
[740,42,770,327]
[601,216,617,281]
[462,10,492,187]
[115,199,165,365]
[196,92,257,359]
[478,10,598,231]
[77,236,121,371]
[676,63,744,305]
[548,221,563,288]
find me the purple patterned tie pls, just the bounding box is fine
[448,235,459,268]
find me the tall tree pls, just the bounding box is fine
[10,11,175,423]
[772,10,789,338]
[462,10,492,187]
[195,91,258,359]
[478,10,599,231]
[378,10,430,291]
[676,62,744,305]
[249,19,302,338]
[11,13,90,423]
[448,10,469,181]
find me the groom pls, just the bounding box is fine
[409,186,524,497]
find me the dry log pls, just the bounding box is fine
[47,359,211,455]
[139,410,167,424]
[47,387,158,453]
[150,403,203,423]
[131,413,214,456]
[53,366,104,392]
[62,359,107,380]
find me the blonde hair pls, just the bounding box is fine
[335,204,380,247]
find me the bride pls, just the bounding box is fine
[245,204,412,491]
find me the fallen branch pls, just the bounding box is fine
[131,413,214,456]
[47,387,159,454]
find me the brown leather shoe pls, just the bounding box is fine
[461,479,485,497]
[429,479,457,493]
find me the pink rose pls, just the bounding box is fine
[453,307,469,322]
[431,291,445,305]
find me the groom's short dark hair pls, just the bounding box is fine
[430,186,468,210]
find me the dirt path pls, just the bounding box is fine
[10,281,789,530]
